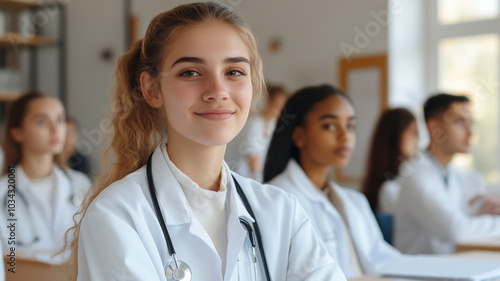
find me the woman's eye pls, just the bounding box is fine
[347,123,357,130]
[323,124,336,131]
[37,119,47,125]
[226,69,245,76]
[179,70,199,77]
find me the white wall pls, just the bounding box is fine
[66,0,126,178]
[134,0,389,91]
[238,0,389,90]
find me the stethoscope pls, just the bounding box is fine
[2,167,76,247]
[146,153,272,281]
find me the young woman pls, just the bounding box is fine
[362,108,419,214]
[264,85,401,278]
[65,3,345,281]
[0,92,91,257]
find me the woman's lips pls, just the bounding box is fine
[334,147,351,157]
[195,109,235,121]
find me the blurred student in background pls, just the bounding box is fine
[65,117,91,177]
[362,108,419,215]
[265,85,401,278]
[0,92,91,259]
[395,93,500,254]
[225,83,288,181]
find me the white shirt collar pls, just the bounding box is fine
[161,143,227,208]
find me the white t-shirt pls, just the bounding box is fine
[161,145,229,274]
[28,172,55,222]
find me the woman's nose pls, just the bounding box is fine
[202,74,229,102]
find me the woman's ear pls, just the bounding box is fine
[10,127,23,143]
[140,71,163,108]
[292,126,305,148]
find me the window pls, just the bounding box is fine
[438,0,499,25]
[429,0,500,189]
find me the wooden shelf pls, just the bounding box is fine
[0,0,42,9]
[0,33,57,47]
[0,91,22,101]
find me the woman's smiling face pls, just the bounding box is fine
[157,20,253,147]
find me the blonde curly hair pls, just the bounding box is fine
[61,2,265,279]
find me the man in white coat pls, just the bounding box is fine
[395,93,500,254]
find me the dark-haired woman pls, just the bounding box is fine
[265,85,401,278]
[362,108,419,214]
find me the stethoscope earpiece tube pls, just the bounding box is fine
[148,153,193,281]
[232,175,272,281]
[147,153,176,256]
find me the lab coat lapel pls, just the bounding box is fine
[283,160,353,276]
[286,160,340,219]
[12,165,33,218]
[150,146,223,276]
[225,173,254,280]
[12,166,41,245]
[13,165,30,203]
[331,183,366,255]
[15,166,46,220]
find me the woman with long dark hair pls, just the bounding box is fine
[265,85,401,278]
[361,108,419,214]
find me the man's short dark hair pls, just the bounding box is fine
[423,93,469,121]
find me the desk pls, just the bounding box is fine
[348,251,500,281]
[3,250,66,281]
[456,240,500,252]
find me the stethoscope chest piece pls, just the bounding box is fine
[165,259,192,281]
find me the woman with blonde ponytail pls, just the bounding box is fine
[66,3,345,281]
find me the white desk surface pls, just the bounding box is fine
[348,251,500,281]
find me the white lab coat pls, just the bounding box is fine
[395,150,500,254]
[77,145,346,281]
[0,165,91,259]
[378,180,400,214]
[269,160,401,278]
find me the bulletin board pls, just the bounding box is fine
[335,54,388,185]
